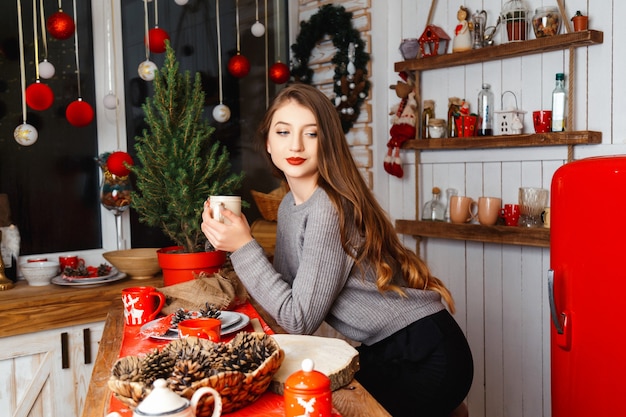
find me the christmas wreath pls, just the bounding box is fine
[290,4,370,133]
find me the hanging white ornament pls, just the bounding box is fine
[138,60,157,81]
[251,21,265,37]
[14,123,38,146]
[103,92,118,109]
[38,59,55,79]
[213,103,231,123]
[174,0,188,4]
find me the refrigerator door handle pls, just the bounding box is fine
[548,269,565,335]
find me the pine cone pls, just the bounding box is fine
[170,308,193,328]
[111,355,143,382]
[199,302,221,319]
[140,348,175,385]
[168,359,207,392]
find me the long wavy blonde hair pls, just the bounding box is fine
[257,83,455,313]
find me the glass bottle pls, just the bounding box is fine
[421,100,435,138]
[444,188,458,222]
[422,187,445,221]
[477,83,494,136]
[551,73,566,132]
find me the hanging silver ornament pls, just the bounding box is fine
[38,59,55,79]
[251,21,265,37]
[103,92,118,109]
[138,60,157,81]
[212,103,231,123]
[14,123,38,146]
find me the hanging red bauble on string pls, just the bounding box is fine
[47,10,75,40]
[228,54,250,78]
[66,99,94,127]
[269,61,290,84]
[25,82,54,111]
[106,151,134,177]
[145,27,170,54]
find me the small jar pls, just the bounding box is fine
[428,119,446,138]
[284,359,332,417]
[532,6,561,38]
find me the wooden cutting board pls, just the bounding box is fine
[269,334,360,394]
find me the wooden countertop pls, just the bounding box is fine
[83,301,391,417]
[0,276,163,337]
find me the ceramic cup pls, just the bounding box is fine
[121,286,166,326]
[178,317,222,342]
[475,197,502,226]
[450,195,477,224]
[209,196,242,225]
[500,204,521,226]
[532,110,552,133]
[59,255,85,271]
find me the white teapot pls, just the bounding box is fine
[132,378,222,417]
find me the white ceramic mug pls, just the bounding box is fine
[209,196,241,225]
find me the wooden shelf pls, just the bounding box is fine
[394,30,603,72]
[395,220,550,248]
[403,130,601,150]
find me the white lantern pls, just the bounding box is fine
[494,91,527,135]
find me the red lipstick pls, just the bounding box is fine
[286,157,306,165]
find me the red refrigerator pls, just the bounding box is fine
[549,155,626,417]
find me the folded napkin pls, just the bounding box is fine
[158,263,248,315]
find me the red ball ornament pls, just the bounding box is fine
[25,82,54,111]
[106,151,134,177]
[66,99,94,127]
[47,11,75,40]
[228,54,251,78]
[145,27,170,54]
[269,61,290,84]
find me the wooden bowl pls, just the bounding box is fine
[102,248,161,280]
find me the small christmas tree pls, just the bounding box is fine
[131,42,244,253]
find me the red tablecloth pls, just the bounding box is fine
[107,301,291,416]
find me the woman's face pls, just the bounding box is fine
[266,99,320,184]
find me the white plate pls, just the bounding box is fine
[141,312,250,340]
[51,272,127,287]
[60,267,118,283]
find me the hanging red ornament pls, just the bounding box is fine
[66,99,94,127]
[47,10,75,40]
[25,82,54,111]
[145,27,170,54]
[269,61,290,84]
[228,54,250,78]
[106,151,134,177]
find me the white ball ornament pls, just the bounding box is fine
[103,93,118,109]
[212,104,231,123]
[14,123,38,146]
[174,0,188,4]
[251,21,265,37]
[138,60,158,81]
[341,95,348,102]
[38,59,55,79]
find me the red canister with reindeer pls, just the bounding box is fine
[284,358,332,417]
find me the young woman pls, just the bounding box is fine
[201,83,473,417]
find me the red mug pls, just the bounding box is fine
[178,317,222,342]
[59,255,85,270]
[500,204,521,226]
[121,286,166,326]
[532,110,552,133]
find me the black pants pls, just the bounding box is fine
[355,310,473,417]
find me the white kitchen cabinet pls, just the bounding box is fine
[0,322,104,417]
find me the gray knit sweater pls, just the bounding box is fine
[229,187,445,345]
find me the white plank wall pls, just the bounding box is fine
[364,1,624,416]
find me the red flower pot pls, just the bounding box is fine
[156,246,226,286]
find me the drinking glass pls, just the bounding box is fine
[518,187,548,227]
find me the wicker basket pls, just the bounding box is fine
[251,182,288,222]
[108,333,284,416]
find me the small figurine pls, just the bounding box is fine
[453,6,473,52]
